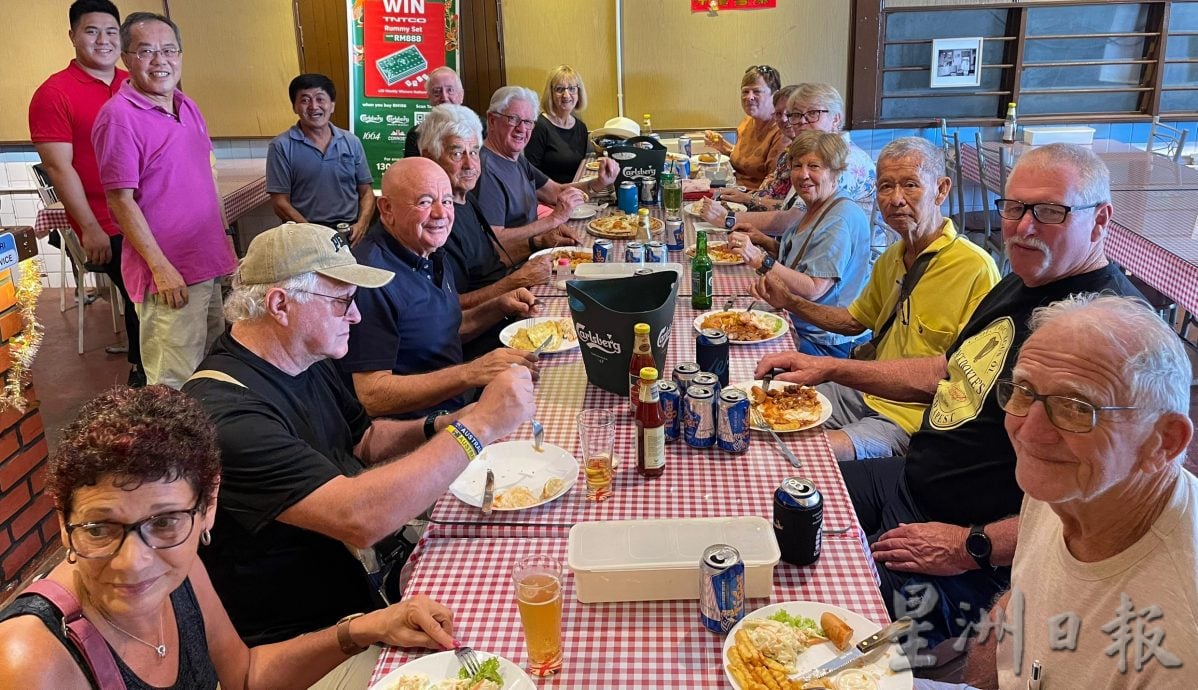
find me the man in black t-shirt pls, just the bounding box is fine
[757,144,1142,645]
[184,223,537,678]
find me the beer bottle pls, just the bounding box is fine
[635,367,665,478]
[691,229,713,310]
[629,323,654,414]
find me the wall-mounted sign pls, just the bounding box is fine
[691,0,776,12]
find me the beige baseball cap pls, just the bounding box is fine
[238,222,394,288]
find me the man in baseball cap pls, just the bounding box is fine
[182,222,536,686]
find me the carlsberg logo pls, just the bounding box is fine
[575,324,621,355]
[624,168,657,179]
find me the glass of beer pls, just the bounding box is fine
[577,409,614,502]
[512,554,564,677]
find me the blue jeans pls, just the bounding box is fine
[794,333,856,358]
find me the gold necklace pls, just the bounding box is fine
[98,608,167,659]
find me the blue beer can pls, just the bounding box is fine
[773,477,824,566]
[592,239,612,263]
[699,544,745,634]
[658,381,681,443]
[618,181,638,214]
[672,362,700,395]
[717,389,751,453]
[696,328,730,386]
[674,156,691,181]
[666,219,685,251]
[645,241,667,264]
[625,241,645,264]
[683,385,716,449]
[679,136,693,157]
[692,372,721,401]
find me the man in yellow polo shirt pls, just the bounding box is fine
[753,136,999,460]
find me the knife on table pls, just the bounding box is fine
[481,469,495,515]
[797,617,913,683]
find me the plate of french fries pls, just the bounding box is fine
[723,602,913,690]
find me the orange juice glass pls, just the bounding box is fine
[512,554,563,676]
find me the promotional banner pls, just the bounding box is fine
[691,0,776,11]
[349,0,459,187]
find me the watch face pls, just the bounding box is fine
[966,530,991,558]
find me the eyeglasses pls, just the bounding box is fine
[294,289,357,317]
[745,65,778,78]
[492,112,536,129]
[994,199,1101,225]
[784,109,829,125]
[552,85,579,95]
[66,499,203,559]
[995,379,1136,433]
[125,47,182,61]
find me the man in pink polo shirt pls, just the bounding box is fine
[28,0,144,387]
[93,11,236,389]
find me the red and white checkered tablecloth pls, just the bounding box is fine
[370,536,891,688]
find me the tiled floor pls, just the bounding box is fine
[30,290,1198,474]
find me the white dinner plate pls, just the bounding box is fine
[693,310,789,345]
[723,601,914,690]
[685,241,744,265]
[499,317,579,354]
[729,380,833,432]
[529,246,592,265]
[685,200,747,217]
[570,203,600,220]
[449,440,579,511]
[369,650,535,690]
[691,153,731,167]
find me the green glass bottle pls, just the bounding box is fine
[691,229,713,310]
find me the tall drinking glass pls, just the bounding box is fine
[577,409,614,502]
[512,554,564,677]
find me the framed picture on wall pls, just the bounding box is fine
[930,37,983,88]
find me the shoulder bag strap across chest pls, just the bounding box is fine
[24,579,128,690]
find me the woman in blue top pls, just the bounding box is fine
[729,130,872,357]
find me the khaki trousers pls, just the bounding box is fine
[134,278,224,389]
[306,645,382,690]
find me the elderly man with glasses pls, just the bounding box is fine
[953,294,1198,689]
[757,143,1142,648]
[473,85,618,247]
[403,66,468,159]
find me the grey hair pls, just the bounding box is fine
[120,11,181,52]
[1008,143,1110,206]
[1026,294,1191,420]
[488,85,538,116]
[224,271,318,323]
[787,83,844,131]
[772,84,799,106]
[418,104,484,159]
[878,136,947,182]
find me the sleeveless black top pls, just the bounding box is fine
[0,578,218,690]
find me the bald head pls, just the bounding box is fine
[427,67,463,106]
[378,158,455,257]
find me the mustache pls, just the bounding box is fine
[1006,236,1050,253]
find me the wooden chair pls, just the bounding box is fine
[1148,116,1188,162]
[31,163,122,354]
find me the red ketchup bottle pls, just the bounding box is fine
[636,367,665,478]
[628,322,654,414]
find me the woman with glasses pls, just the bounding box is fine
[525,65,592,184]
[728,131,871,357]
[704,65,785,189]
[0,386,455,689]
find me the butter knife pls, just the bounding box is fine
[481,469,495,515]
[796,617,913,683]
[532,333,555,357]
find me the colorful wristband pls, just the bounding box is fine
[444,421,484,460]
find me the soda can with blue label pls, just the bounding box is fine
[645,241,667,264]
[717,388,751,453]
[618,181,638,214]
[672,362,700,395]
[773,477,823,566]
[691,372,721,402]
[683,385,716,449]
[679,136,693,157]
[625,241,645,264]
[666,219,685,250]
[699,544,745,634]
[696,328,730,386]
[674,156,691,181]
[658,380,681,443]
[593,239,612,263]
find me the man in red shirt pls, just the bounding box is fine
[28,0,143,387]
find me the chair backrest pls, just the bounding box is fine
[1148,116,1188,162]
[31,163,60,206]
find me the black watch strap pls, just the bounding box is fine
[756,255,776,276]
[423,410,448,440]
[966,524,993,570]
[724,213,737,229]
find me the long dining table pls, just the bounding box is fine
[369,194,897,687]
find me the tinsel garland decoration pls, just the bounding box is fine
[2,259,45,412]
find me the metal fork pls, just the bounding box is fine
[751,405,801,468]
[531,418,545,452]
[454,643,482,677]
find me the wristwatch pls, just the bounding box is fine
[965,524,993,570]
[336,612,368,655]
[423,410,448,440]
[756,255,776,276]
[724,213,737,230]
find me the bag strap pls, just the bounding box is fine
[865,245,941,350]
[186,369,246,387]
[24,580,128,690]
[781,196,848,270]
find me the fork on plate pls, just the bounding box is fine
[751,404,801,469]
[454,642,482,677]
[530,418,545,452]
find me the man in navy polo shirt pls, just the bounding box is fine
[340,157,540,419]
[267,73,375,246]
